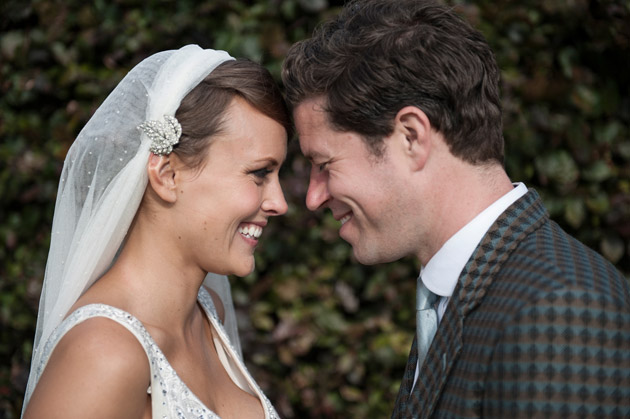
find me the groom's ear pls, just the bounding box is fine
[147,153,178,203]
[394,106,432,172]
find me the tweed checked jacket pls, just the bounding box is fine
[392,189,630,418]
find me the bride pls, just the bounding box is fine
[22,45,289,418]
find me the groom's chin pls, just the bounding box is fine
[350,238,411,265]
[351,246,391,266]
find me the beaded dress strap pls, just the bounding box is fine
[34,304,157,386]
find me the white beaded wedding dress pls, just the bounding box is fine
[31,288,279,418]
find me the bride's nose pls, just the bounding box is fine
[261,179,288,216]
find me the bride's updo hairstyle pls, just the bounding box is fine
[174,59,292,171]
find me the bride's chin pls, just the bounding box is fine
[231,262,255,278]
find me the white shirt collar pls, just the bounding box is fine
[421,183,528,297]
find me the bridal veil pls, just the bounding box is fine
[23,45,242,408]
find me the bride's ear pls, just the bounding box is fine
[147,153,178,203]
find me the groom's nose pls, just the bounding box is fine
[306,166,331,211]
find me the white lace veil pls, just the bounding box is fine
[23,45,242,409]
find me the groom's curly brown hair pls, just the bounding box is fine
[282,0,504,165]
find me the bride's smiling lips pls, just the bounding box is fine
[238,221,266,244]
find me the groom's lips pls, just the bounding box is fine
[335,211,352,225]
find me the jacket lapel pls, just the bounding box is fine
[396,189,548,418]
[393,334,418,409]
[407,290,463,418]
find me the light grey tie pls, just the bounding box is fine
[416,278,439,369]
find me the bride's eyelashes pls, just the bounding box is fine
[250,167,272,179]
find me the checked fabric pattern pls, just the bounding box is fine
[392,189,630,418]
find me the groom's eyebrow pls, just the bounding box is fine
[302,150,326,163]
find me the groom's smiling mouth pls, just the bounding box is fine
[339,213,352,225]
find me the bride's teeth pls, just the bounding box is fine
[340,214,351,225]
[240,224,263,239]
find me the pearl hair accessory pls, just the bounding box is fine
[137,115,182,156]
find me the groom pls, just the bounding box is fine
[282,0,630,417]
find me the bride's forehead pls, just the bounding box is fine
[203,124,287,162]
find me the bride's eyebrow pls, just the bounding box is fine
[251,157,282,167]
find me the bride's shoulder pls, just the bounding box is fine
[65,314,148,361]
[24,315,150,417]
[50,314,151,388]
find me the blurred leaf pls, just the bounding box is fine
[586,192,611,215]
[583,160,613,183]
[600,235,625,264]
[595,121,623,145]
[564,198,586,229]
[535,150,579,192]
[571,85,600,115]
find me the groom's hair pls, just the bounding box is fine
[282,0,504,164]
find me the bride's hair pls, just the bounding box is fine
[175,59,291,170]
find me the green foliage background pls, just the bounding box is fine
[1,0,629,417]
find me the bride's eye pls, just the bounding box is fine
[251,168,272,179]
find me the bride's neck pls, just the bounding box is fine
[93,211,207,332]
